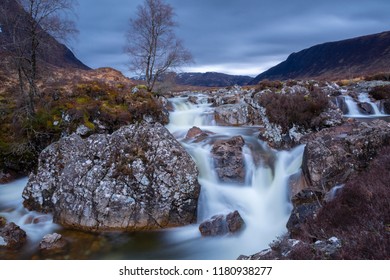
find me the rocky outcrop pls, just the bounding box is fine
[0,222,27,249]
[238,236,342,260]
[22,122,201,232]
[214,103,262,126]
[300,119,390,193]
[199,211,245,236]
[211,136,246,183]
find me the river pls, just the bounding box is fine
[0,93,304,259]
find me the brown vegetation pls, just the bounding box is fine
[369,85,390,100]
[257,88,329,133]
[0,69,166,175]
[293,146,390,259]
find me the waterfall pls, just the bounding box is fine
[343,92,388,118]
[0,178,59,251]
[164,94,305,259]
[1,93,305,259]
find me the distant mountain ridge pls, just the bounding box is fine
[0,0,89,70]
[133,72,253,87]
[251,30,390,83]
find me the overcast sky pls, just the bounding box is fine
[73,0,390,77]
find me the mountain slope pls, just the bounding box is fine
[0,0,89,70]
[132,72,253,87]
[251,31,390,83]
[175,72,253,87]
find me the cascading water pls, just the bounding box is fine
[0,178,59,255]
[343,92,388,118]
[164,94,305,259]
[1,93,305,259]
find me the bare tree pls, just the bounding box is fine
[0,0,78,116]
[125,0,192,92]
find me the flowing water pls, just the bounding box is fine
[343,92,388,118]
[0,93,305,260]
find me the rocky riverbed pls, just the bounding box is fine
[1,79,390,259]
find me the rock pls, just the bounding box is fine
[286,202,321,238]
[75,124,92,136]
[0,170,19,184]
[39,233,69,254]
[358,102,374,114]
[313,236,342,257]
[214,103,261,126]
[0,222,27,249]
[240,235,342,260]
[226,210,245,233]
[300,120,390,193]
[23,122,201,231]
[199,210,245,236]
[380,99,390,114]
[211,136,246,183]
[199,215,226,236]
[188,96,198,104]
[185,126,209,142]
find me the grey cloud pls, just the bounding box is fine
[73,0,390,76]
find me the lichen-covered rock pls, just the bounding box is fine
[211,136,246,183]
[214,103,261,126]
[300,119,390,193]
[0,222,27,249]
[199,210,244,236]
[23,122,200,232]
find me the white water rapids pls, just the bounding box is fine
[343,92,388,118]
[0,93,305,259]
[163,94,304,259]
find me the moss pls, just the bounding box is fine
[0,216,7,227]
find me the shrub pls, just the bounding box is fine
[257,88,329,133]
[364,73,390,82]
[369,85,390,100]
[256,79,283,91]
[297,146,390,259]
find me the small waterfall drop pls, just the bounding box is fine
[343,92,388,118]
[0,178,59,252]
[165,94,305,258]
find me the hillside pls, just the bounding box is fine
[133,72,253,87]
[251,31,390,83]
[0,0,89,70]
[174,72,253,87]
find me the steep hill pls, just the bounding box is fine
[251,31,390,83]
[0,0,89,70]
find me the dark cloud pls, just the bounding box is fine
[73,0,390,76]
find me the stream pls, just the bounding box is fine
[2,93,304,259]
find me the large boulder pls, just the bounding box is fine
[22,122,201,231]
[211,136,246,183]
[300,120,390,193]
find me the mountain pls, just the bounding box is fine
[133,72,253,87]
[251,31,390,84]
[0,0,89,70]
[175,72,253,87]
